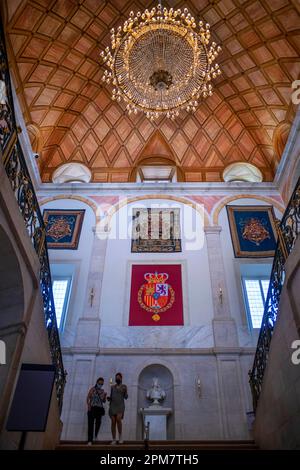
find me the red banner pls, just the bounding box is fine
[129,264,183,326]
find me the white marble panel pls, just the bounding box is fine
[100,325,214,348]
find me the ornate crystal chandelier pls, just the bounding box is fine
[101,2,221,120]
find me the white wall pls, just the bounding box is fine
[219,198,282,347]
[99,199,214,348]
[40,195,283,351]
[38,191,284,442]
[40,199,95,347]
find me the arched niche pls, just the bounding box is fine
[0,225,24,412]
[103,194,209,230]
[137,364,174,440]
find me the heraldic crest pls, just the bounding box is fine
[138,272,175,322]
[44,209,85,249]
[226,205,277,258]
[240,217,271,246]
[46,216,73,241]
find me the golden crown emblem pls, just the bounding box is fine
[144,272,169,284]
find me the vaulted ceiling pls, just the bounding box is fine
[4,0,300,182]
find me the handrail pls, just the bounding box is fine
[249,176,300,411]
[0,16,66,412]
[144,418,150,451]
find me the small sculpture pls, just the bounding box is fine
[146,377,166,406]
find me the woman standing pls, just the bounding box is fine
[108,372,128,444]
[86,377,107,445]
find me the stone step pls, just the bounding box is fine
[57,440,259,451]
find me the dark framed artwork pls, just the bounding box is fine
[131,208,181,253]
[43,209,85,250]
[227,205,277,258]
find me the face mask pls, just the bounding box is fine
[116,378,121,385]
[96,383,103,389]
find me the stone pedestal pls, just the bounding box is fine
[140,406,172,440]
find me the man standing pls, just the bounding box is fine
[86,377,107,445]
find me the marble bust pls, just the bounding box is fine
[146,377,166,406]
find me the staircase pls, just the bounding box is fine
[57,440,259,451]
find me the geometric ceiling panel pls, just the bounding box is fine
[4,0,300,182]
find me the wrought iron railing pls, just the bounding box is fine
[0,18,66,412]
[249,177,300,411]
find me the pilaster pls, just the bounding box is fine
[205,225,238,348]
[74,227,109,348]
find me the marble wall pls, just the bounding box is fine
[39,199,96,348]
[99,199,214,349]
[10,63,299,445]
[41,190,285,441]
[61,350,253,441]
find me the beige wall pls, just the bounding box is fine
[0,161,61,449]
[254,237,300,449]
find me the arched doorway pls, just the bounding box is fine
[137,364,174,439]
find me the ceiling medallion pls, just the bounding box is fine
[101,3,221,120]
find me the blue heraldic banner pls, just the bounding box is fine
[43,209,85,250]
[227,205,277,258]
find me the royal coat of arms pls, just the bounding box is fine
[43,209,85,249]
[226,205,277,258]
[138,272,175,322]
[46,216,73,241]
[240,217,271,246]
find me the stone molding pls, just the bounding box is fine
[0,321,27,338]
[61,347,256,355]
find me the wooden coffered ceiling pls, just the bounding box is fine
[4,0,300,183]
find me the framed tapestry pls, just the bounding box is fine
[131,208,181,252]
[227,205,277,258]
[43,209,85,250]
[129,264,183,326]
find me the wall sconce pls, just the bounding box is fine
[218,285,223,305]
[89,287,95,307]
[196,377,202,397]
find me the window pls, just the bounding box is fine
[136,165,177,183]
[52,277,72,329]
[242,278,270,328]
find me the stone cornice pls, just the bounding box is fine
[61,346,256,356]
[36,181,279,196]
[204,225,222,234]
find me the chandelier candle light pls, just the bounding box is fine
[101,3,221,120]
